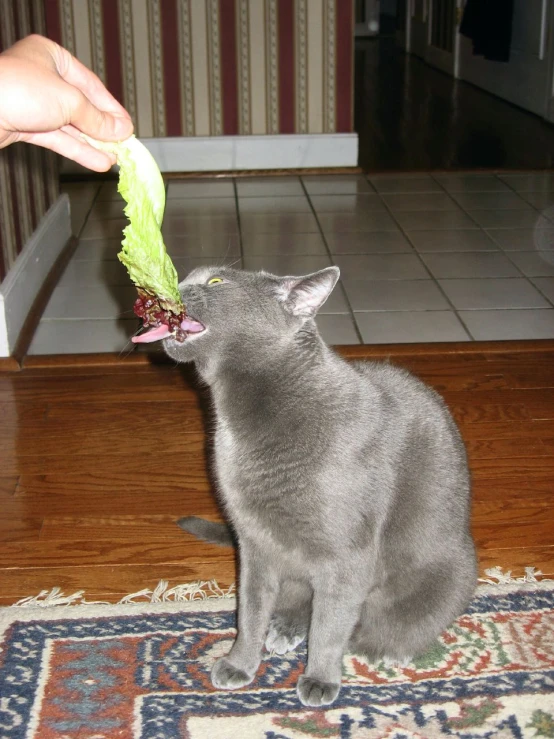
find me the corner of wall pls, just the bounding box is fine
[0,195,71,358]
[0,295,8,357]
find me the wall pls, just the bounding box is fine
[0,0,59,285]
[0,0,69,357]
[43,0,354,139]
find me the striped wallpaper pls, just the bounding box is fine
[43,0,354,138]
[0,0,59,284]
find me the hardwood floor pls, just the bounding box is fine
[355,38,554,171]
[1,341,554,605]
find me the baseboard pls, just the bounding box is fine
[0,195,72,357]
[60,133,359,174]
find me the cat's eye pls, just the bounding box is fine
[207,277,224,285]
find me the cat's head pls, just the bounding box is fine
[154,266,339,365]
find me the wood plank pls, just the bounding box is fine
[0,477,18,496]
[4,449,210,476]
[470,456,554,480]
[450,403,530,424]
[465,437,547,460]
[516,392,554,421]
[473,519,554,550]
[472,476,554,499]
[338,340,554,359]
[0,403,208,458]
[398,367,507,393]
[0,539,233,568]
[458,420,554,441]
[500,365,554,389]
[23,352,158,370]
[0,370,202,404]
[540,438,554,454]
[443,389,554,421]
[13,472,218,515]
[21,354,194,377]
[472,495,553,525]
[0,519,43,543]
[481,349,554,364]
[39,514,226,541]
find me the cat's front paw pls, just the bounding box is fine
[211,657,254,690]
[297,675,340,707]
[265,615,307,655]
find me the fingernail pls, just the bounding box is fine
[114,116,134,140]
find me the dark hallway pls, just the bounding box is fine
[355,38,554,172]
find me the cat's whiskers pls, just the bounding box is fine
[117,322,144,359]
[117,340,136,360]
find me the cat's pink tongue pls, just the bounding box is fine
[132,325,171,344]
[181,318,205,333]
[132,318,204,344]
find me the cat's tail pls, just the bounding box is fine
[177,516,235,547]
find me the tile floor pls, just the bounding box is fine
[29,172,554,354]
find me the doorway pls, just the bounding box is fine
[404,0,461,75]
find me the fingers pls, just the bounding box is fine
[16,35,134,143]
[23,129,116,171]
[54,44,133,134]
[1,33,134,153]
[68,85,133,142]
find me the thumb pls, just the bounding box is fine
[69,88,134,141]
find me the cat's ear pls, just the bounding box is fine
[279,267,340,317]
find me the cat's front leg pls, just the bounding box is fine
[297,578,364,707]
[211,549,278,691]
[265,579,311,654]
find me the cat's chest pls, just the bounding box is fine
[213,418,264,488]
[214,418,306,518]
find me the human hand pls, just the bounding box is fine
[0,34,133,171]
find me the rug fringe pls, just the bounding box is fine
[9,567,551,609]
[478,566,547,584]
[12,587,88,608]
[11,580,235,609]
[117,579,235,604]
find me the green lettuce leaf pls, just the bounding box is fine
[83,135,182,310]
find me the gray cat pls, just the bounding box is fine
[159,265,476,708]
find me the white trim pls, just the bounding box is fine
[0,297,7,357]
[0,195,71,357]
[60,133,359,174]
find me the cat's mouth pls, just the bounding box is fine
[131,317,205,344]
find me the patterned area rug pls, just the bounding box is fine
[1,573,553,739]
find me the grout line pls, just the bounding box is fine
[495,173,549,216]
[375,172,554,337]
[299,177,365,345]
[522,279,554,310]
[479,176,554,289]
[370,179,476,340]
[74,183,103,239]
[492,247,541,282]
[233,178,244,268]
